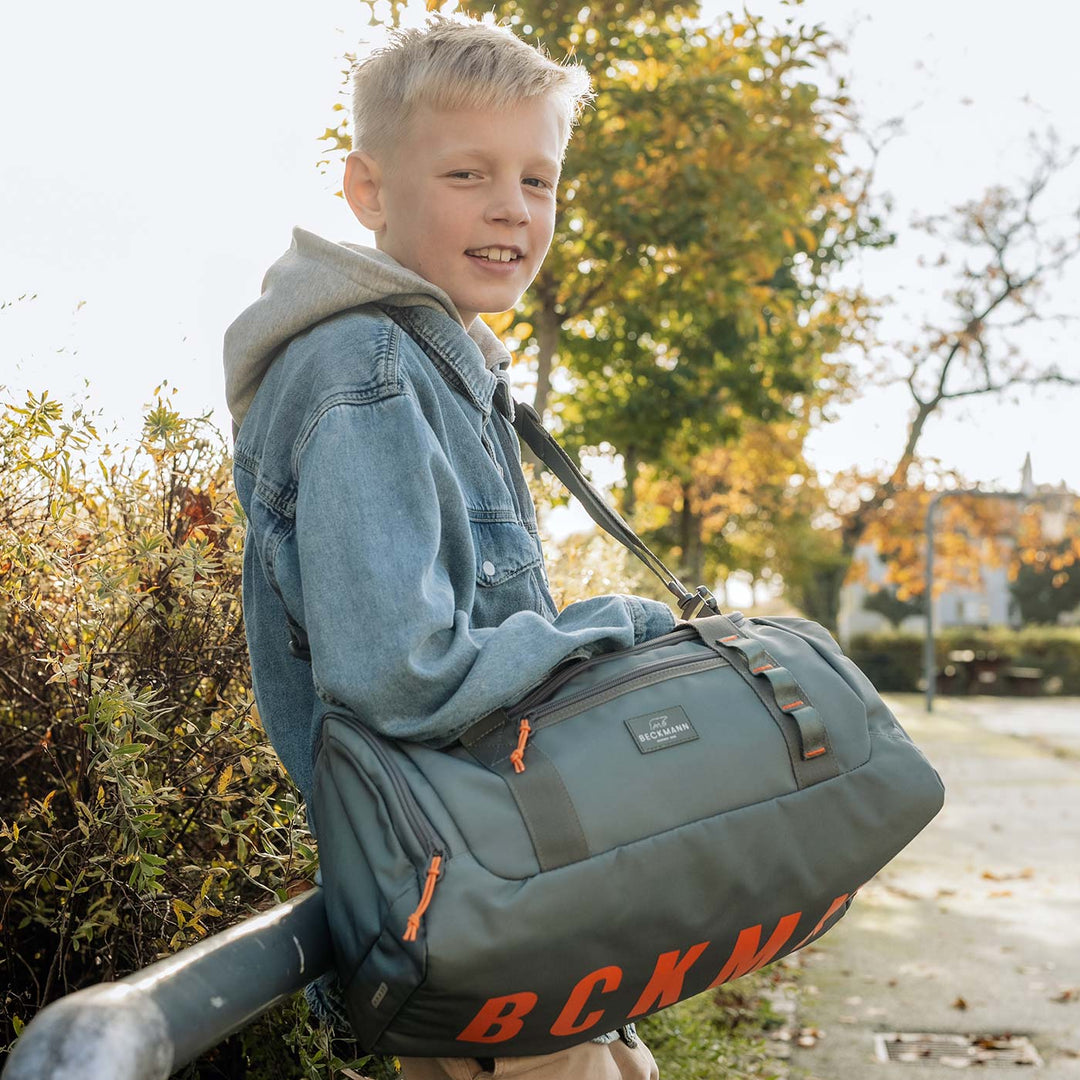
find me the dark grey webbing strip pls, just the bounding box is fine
[690,613,839,787]
[461,723,591,871]
[497,745,590,871]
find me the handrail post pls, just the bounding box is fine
[3,888,333,1080]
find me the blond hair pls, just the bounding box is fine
[350,11,594,170]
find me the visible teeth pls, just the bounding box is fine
[467,247,518,262]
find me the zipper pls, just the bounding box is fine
[512,626,701,716]
[520,652,728,725]
[507,652,729,773]
[326,713,446,941]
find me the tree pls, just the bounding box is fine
[862,587,925,628]
[783,139,1080,629]
[1009,497,1080,624]
[321,2,883,574]
[631,414,816,587]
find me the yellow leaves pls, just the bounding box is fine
[481,310,515,337]
[216,764,233,795]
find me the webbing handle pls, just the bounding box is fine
[688,613,834,769]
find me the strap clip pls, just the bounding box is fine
[679,585,718,621]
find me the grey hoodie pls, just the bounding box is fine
[223,225,513,438]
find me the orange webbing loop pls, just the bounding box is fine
[510,718,532,774]
[403,854,442,942]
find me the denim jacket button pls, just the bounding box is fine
[482,560,496,576]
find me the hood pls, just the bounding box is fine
[223,226,514,438]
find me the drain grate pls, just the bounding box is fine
[874,1032,1043,1068]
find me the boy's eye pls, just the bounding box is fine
[447,171,553,190]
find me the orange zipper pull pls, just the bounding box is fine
[403,854,442,942]
[510,718,532,774]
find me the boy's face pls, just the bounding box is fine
[344,95,563,330]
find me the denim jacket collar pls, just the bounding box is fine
[381,302,516,423]
[223,226,517,437]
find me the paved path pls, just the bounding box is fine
[788,695,1080,1078]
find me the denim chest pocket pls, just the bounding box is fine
[469,517,543,587]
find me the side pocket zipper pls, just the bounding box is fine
[326,712,447,942]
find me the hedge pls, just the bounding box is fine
[847,626,1080,695]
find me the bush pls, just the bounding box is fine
[847,626,1080,694]
[0,390,383,1076]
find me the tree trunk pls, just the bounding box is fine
[678,480,705,585]
[533,307,561,419]
[622,444,638,520]
[799,556,851,635]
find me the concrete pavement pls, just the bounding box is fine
[786,695,1080,1078]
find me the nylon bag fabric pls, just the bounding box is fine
[312,606,945,1056]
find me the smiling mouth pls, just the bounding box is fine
[464,248,524,263]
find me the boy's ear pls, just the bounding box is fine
[343,150,386,233]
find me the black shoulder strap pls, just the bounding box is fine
[511,400,716,621]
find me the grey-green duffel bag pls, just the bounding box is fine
[309,403,945,1057]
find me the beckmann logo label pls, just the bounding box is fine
[625,705,699,753]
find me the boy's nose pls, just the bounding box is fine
[485,183,530,226]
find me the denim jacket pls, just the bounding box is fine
[227,231,676,813]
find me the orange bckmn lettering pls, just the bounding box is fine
[629,941,711,1017]
[708,913,802,988]
[792,892,851,951]
[457,992,539,1044]
[549,965,624,1037]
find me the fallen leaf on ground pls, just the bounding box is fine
[952,996,969,1010]
[989,889,1013,898]
[1052,988,1078,1003]
[981,868,1034,882]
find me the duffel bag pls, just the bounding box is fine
[309,401,945,1057]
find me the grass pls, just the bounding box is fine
[636,967,793,1080]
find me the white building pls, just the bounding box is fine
[838,456,1075,643]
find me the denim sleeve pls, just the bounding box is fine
[620,593,678,643]
[293,395,667,746]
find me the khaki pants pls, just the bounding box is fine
[398,1037,660,1079]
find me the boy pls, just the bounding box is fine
[224,12,671,1079]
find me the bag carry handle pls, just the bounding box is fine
[512,400,717,620]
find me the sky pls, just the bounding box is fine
[2,0,1078,503]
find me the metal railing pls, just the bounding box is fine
[2,887,333,1080]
